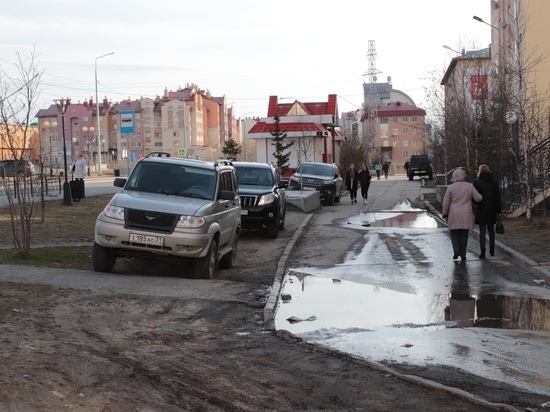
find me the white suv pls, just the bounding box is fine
[92,153,241,279]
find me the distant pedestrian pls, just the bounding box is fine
[71,153,86,201]
[473,164,502,258]
[345,163,359,203]
[374,162,381,180]
[404,160,410,177]
[442,168,483,261]
[358,164,372,204]
[382,161,389,179]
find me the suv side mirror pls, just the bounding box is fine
[219,190,236,201]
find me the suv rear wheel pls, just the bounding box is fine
[219,234,238,269]
[193,239,218,279]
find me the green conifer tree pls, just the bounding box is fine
[270,115,294,174]
[221,139,242,160]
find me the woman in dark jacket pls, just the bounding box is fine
[357,164,372,204]
[345,163,358,203]
[473,164,502,258]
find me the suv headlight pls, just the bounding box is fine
[322,179,334,185]
[103,205,124,220]
[258,193,276,205]
[177,215,205,228]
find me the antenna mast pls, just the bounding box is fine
[364,40,381,163]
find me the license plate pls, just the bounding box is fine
[129,233,164,246]
[303,186,316,191]
[241,209,248,215]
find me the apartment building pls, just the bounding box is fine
[35,84,233,171]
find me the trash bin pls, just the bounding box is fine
[436,174,445,186]
[114,169,120,177]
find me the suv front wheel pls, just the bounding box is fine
[92,242,116,273]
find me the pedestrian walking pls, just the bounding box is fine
[442,168,483,261]
[358,164,372,204]
[473,164,502,258]
[345,163,359,203]
[71,153,86,201]
[374,162,381,180]
[382,161,389,179]
[404,160,410,177]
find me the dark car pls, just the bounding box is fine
[288,161,343,205]
[233,161,287,239]
[0,159,36,178]
[407,155,433,181]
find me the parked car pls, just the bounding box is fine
[233,161,287,239]
[92,152,241,279]
[0,159,36,178]
[288,161,343,205]
[407,155,433,181]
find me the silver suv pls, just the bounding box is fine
[92,152,241,279]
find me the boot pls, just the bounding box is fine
[489,247,495,256]
[479,249,486,259]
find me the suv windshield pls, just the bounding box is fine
[126,162,217,200]
[235,167,274,186]
[299,163,333,177]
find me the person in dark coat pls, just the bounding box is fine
[345,163,358,203]
[473,164,502,259]
[357,164,372,204]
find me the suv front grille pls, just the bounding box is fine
[126,208,179,232]
[240,195,257,207]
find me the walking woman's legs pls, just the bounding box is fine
[459,229,469,260]
[450,230,461,259]
[478,224,487,258]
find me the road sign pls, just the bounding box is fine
[178,148,187,158]
[120,110,135,134]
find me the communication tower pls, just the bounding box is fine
[363,40,382,163]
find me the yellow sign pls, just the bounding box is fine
[178,148,187,158]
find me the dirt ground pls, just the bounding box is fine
[0,207,548,411]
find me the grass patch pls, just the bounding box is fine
[0,194,113,268]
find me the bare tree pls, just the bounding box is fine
[0,49,43,254]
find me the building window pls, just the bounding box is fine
[412,139,418,147]
[380,117,388,124]
[154,132,161,138]
[393,140,399,147]
[402,128,408,134]
[412,116,418,122]
[173,140,180,147]
[413,127,418,134]
[145,117,151,124]
[402,116,408,122]
[402,140,408,147]
[403,151,409,159]
[392,128,398,137]
[135,113,141,119]
[154,142,162,147]
[145,108,151,114]
[173,131,178,137]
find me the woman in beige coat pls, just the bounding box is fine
[442,168,483,260]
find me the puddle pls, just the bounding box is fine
[275,272,550,333]
[342,200,446,229]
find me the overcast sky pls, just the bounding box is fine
[1,0,492,119]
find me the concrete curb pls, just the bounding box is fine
[263,212,314,329]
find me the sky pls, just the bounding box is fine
[0,0,493,120]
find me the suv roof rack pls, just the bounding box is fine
[214,159,233,167]
[145,152,171,158]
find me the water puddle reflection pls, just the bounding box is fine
[275,272,550,333]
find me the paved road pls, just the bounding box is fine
[277,176,550,401]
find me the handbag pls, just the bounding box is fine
[496,218,505,234]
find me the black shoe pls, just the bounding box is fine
[490,249,495,256]
[479,249,486,259]
[461,255,467,261]
[453,254,459,260]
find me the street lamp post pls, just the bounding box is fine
[82,126,94,176]
[43,120,57,176]
[71,137,77,175]
[53,98,72,206]
[95,52,114,176]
